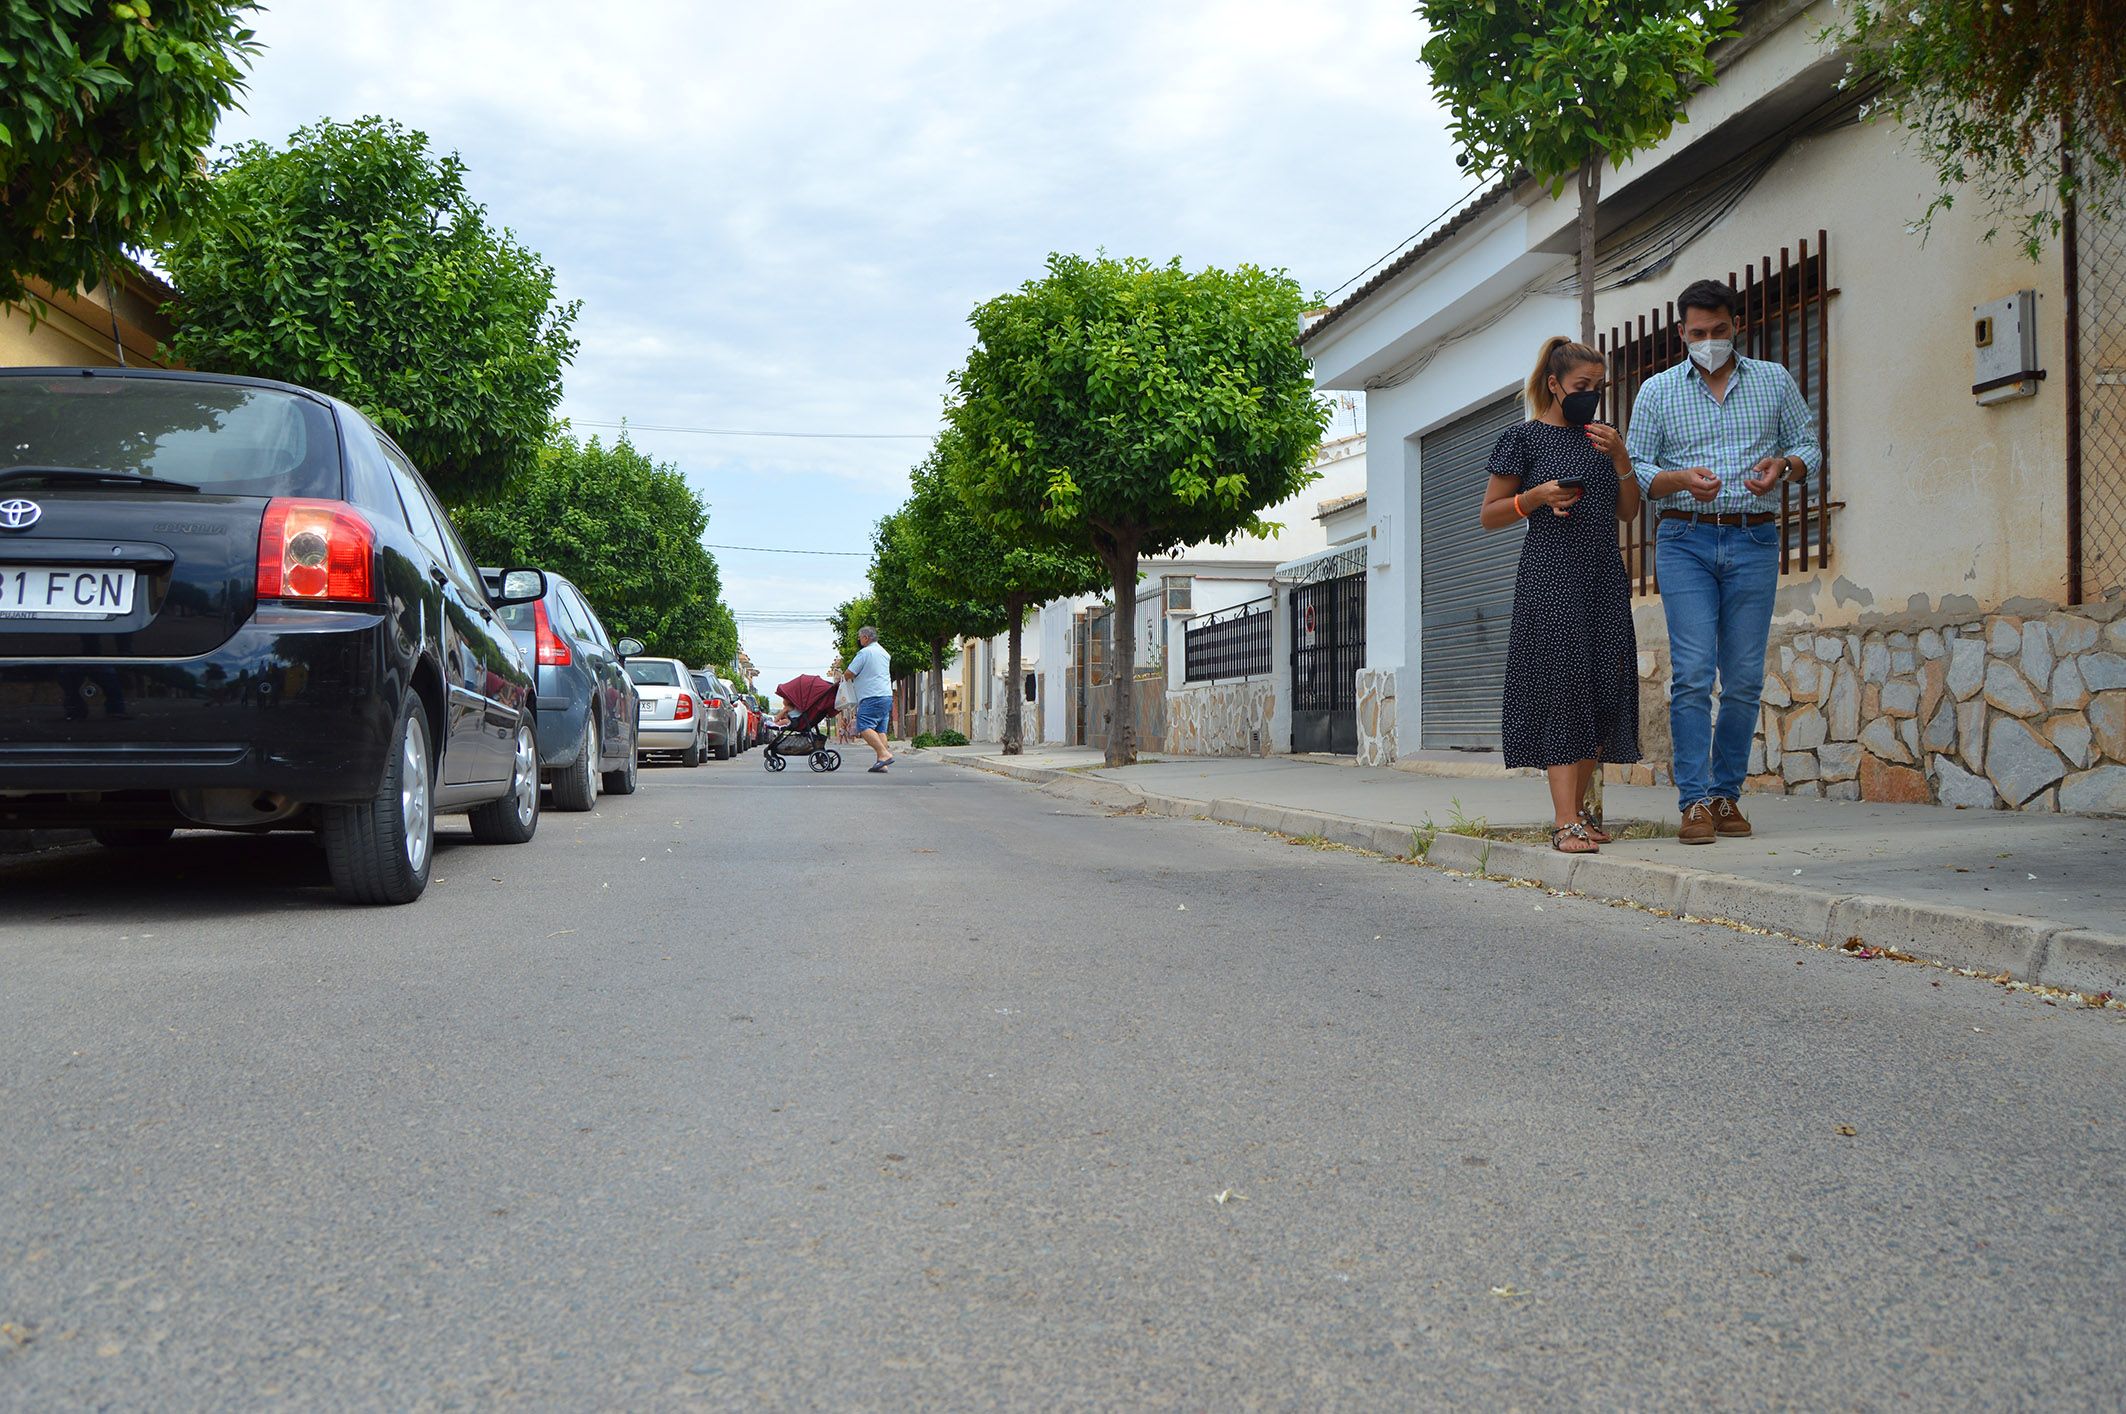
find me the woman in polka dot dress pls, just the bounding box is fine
[1478,336,1643,853]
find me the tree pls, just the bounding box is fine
[158,117,579,505]
[931,431,1104,755]
[1418,1,1736,344]
[949,253,1328,766]
[454,428,732,666]
[867,501,982,739]
[1824,1,2125,259]
[893,445,1018,740]
[1,0,260,306]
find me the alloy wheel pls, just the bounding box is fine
[402,713,433,873]
[511,726,537,827]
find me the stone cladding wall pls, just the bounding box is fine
[1356,669,1398,766]
[1616,595,2126,815]
[1164,680,1276,757]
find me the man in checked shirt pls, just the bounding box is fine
[1626,279,1821,845]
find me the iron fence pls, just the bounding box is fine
[1183,597,1272,683]
[1602,232,1835,594]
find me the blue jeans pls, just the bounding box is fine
[1655,518,1780,810]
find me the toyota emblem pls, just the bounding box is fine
[0,498,41,531]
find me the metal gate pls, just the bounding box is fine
[2074,183,2126,601]
[1419,393,1527,749]
[1290,558,1366,754]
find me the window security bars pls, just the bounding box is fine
[1601,232,1835,595]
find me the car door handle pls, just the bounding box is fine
[428,565,448,586]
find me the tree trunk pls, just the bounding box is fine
[928,640,945,739]
[1100,530,1142,767]
[1578,148,1605,824]
[1003,595,1026,755]
[1576,151,1601,347]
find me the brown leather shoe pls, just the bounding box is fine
[1713,797,1753,838]
[1679,799,1719,844]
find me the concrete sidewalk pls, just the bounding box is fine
[928,744,2126,997]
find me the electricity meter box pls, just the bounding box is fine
[1972,290,2042,405]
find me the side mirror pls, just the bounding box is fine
[615,636,644,659]
[491,567,548,607]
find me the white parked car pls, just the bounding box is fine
[627,657,709,767]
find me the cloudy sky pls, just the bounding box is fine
[212,1,1467,690]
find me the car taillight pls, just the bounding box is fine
[708,697,724,709]
[533,599,572,667]
[675,694,694,719]
[257,498,376,604]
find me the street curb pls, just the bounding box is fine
[937,753,2126,989]
[0,828,92,860]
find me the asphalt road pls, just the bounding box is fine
[3,750,2122,1408]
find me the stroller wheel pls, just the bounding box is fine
[808,750,831,772]
[765,752,787,772]
[824,750,843,772]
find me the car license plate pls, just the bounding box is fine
[0,566,138,618]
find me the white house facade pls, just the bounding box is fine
[1301,1,2126,814]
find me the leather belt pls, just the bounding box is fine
[1659,509,1779,527]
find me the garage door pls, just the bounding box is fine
[1419,393,1526,750]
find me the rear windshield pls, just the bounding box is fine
[627,661,681,687]
[0,374,340,497]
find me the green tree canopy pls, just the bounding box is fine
[1,0,260,305]
[931,429,1104,752]
[948,252,1327,763]
[158,117,579,504]
[1417,1,1736,340]
[866,502,977,735]
[454,427,732,666]
[1825,0,2124,259]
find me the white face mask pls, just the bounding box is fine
[1688,337,1734,372]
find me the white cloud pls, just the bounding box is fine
[215,0,1463,685]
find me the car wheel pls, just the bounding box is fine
[682,733,703,767]
[552,714,599,812]
[91,826,174,849]
[469,720,541,844]
[321,695,434,905]
[602,717,640,795]
[713,740,729,761]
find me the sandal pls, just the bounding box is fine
[1550,822,1600,854]
[1577,808,1612,844]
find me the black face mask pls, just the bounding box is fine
[1560,389,1602,427]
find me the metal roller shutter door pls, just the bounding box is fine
[1420,393,1527,750]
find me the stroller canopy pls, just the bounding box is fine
[776,674,840,723]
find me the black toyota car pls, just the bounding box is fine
[0,367,552,904]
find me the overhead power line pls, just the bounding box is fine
[703,542,868,557]
[1321,173,1501,302]
[575,419,934,441]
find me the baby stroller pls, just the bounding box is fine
[763,674,844,773]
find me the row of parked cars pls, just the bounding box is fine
[0,366,762,906]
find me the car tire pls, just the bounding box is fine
[91,826,174,849]
[321,696,434,905]
[713,741,729,761]
[682,735,703,768]
[552,714,600,812]
[469,720,541,844]
[602,716,640,796]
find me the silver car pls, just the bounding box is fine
[688,670,740,760]
[627,657,709,767]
